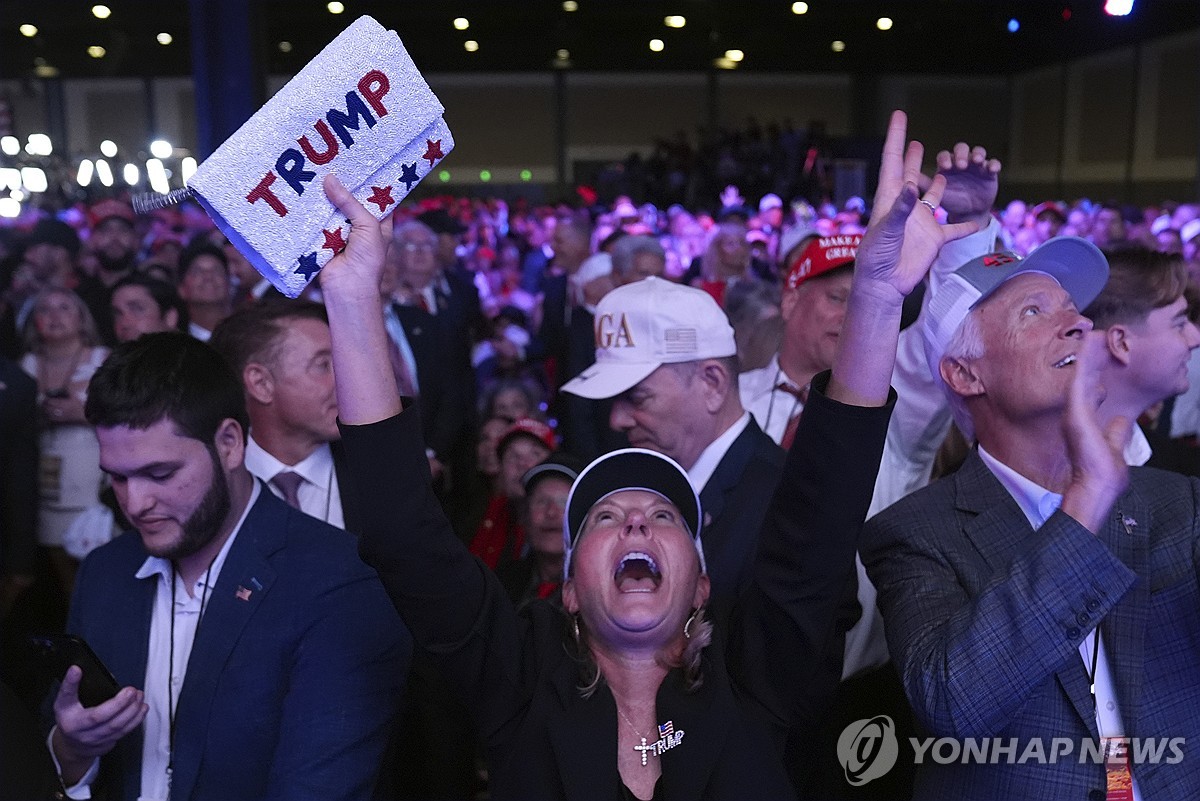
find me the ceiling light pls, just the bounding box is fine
[27,133,52,155]
[92,5,111,19]
[157,32,173,45]
[664,16,686,28]
[33,64,59,78]
[87,45,106,58]
[278,41,292,53]
[20,24,38,37]
[150,139,172,159]
[0,198,20,219]
[77,159,94,187]
[453,17,469,30]
[0,169,19,190]
[100,139,118,157]
[21,167,48,193]
[327,1,345,14]
[95,159,114,187]
[464,40,479,52]
[792,2,809,14]
[724,49,744,62]
[1104,0,1134,15]
[1008,18,1020,33]
[649,39,664,52]
[877,17,893,31]
[563,1,579,10]
[713,57,737,70]
[832,40,846,52]
[123,163,139,186]
[181,156,198,184]
[556,49,570,60]
[147,159,170,194]
[0,137,17,156]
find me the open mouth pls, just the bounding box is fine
[1052,354,1077,368]
[614,551,662,593]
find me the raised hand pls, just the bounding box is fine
[317,174,392,303]
[928,142,1001,226]
[854,111,982,302]
[719,184,744,210]
[52,666,147,784]
[1060,331,1131,534]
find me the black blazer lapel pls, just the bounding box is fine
[548,687,619,800]
[168,489,282,799]
[656,671,730,801]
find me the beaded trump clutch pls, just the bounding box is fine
[185,15,453,298]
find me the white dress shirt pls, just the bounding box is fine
[244,436,345,530]
[686,412,751,495]
[739,354,804,446]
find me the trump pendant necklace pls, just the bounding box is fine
[617,707,685,766]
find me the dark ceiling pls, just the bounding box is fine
[4,0,1199,81]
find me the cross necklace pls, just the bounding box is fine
[617,706,656,766]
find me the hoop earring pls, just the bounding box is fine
[684,608,700,640]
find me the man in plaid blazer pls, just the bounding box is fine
[863,236,1200,800]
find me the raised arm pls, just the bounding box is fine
[319,174,401,425]
[827,110,980,408]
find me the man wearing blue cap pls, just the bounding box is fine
[863,237,1200,799]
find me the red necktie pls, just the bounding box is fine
[775,382,810,451]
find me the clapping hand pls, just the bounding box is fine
[1061,331,1131,533]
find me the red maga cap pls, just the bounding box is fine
[497,417,556,457]
[88,198,136,229]
[785,233,862,290]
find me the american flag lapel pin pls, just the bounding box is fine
[1120,512,1138,535]
[656,720,684,754]
[235,586,252,601]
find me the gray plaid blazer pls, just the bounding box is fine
[862,451,1200,801]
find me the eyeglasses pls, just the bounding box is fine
[400,241,435,253]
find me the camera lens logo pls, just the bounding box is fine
[837,715,898,786]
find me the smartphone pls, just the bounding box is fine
[29,634,122,708]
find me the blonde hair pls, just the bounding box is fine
[23,287,100,354]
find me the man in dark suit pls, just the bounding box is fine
[863,238,1200,799]
[210,302,361,533]
[48,332,408,801]
[385,221,474,492]
[561,276,784,613]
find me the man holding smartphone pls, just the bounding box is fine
[47,332,409,801]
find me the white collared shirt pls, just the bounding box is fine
[244,435,344,529]
[739,354,804,446]
[977,446,1143,801]
[686,411,751,495]
[55,482,260,801]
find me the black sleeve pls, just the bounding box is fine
[728,370,894,738]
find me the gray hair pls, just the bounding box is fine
[940,309,985,441]
[610,235,666,279]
